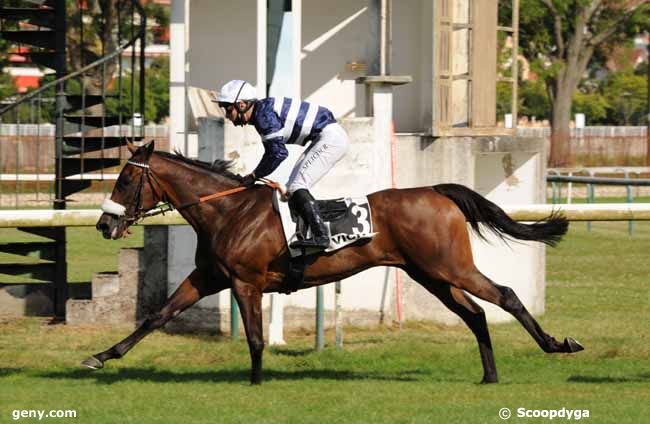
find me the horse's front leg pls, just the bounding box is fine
[231,278,265,385]
[82,268,220,369]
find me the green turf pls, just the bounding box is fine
[0,223,649,423]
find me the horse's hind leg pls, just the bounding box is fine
[452,270,584,354]
[82,268,218,369]
[413,274,498,383]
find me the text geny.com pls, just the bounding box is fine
[12,409,77,421]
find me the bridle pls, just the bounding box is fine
[101,156,281,224]
[101,158,169,224]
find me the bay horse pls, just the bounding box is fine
[87,141,583,384]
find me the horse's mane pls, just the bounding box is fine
[155,150,243,182]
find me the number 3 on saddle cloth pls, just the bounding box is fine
[272,192,377,293]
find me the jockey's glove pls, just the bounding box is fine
[240,173,257,188]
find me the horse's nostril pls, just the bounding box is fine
[96,221,112,236]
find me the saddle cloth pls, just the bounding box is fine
[273,191,376,257]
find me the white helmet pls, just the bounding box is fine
[216,80,257,104]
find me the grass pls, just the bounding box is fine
[1,223,649,423]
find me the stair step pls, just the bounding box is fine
[11,51,57,69]
[17,227,62,241]
[0,263,56,282]
[65,94,116,112]
[23,0,56,7]
[60,179,92,198]
[0,30,56,49]
[92,272,121,298]
[64,115,121,130]
[62,136,137,155]
[0,242,57,261]
[0,7,56,28]
[61,158,122,177]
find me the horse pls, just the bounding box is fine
[87,141,583,385]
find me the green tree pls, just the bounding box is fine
[572,91,608,124]
[106,57,169,124]
[520,78,552,121]
[602,68,647,125]
[518,0,649,166]
[147,57,170,123]
[0,72,13,101]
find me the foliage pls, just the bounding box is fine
[602,68,648,125]
[496,82,513,122]
[0,71,14,101]
[147,57,170,123]
[572,91,609,124]
[515,0,648,165]
[520,79,552,121]
[0,1,170,124]
[105,57,169,124]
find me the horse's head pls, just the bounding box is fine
[96,140,162,240]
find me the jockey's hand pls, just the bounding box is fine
[240,173,257,188]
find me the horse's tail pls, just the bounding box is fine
[433,183,568,247]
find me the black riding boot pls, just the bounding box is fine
[289,189,330,250]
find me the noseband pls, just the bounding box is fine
[100,159,168,223]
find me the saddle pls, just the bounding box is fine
[273,193,376,293]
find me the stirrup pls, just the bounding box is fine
[290,236,329,250]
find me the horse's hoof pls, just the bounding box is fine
[81,356,104,370]
[564,337,584,353]
[480,377,498,384]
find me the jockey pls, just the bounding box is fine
[215,79,349,250]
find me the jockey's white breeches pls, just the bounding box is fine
[286,123,349,194]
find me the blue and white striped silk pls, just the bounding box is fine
[250,97,336,179]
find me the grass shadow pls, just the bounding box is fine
[567,373,650,384]
[269,348,314,357]
[0,367,23,377]
[37,366,431,385]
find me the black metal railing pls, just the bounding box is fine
[0,0,146,319]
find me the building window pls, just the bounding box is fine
[432,0,518,136]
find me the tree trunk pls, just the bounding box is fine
[549,79,574,168]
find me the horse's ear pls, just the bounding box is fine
[126,139,137,154]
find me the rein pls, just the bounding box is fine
[164,177,281,216]
[103,158,282,223]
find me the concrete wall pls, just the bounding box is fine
[188,0,258,91]
[392,0,432,132]
[395,135,547,323]
[301,0,371,118]
[175,0,375,128]
[67,227,168,327]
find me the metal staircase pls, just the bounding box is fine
[0,0,146,319]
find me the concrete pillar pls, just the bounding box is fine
[170,0,188,154]
[257,0,267,97]
[358,76,412,190]
[268,293,286,345]
[140,226,168,320]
